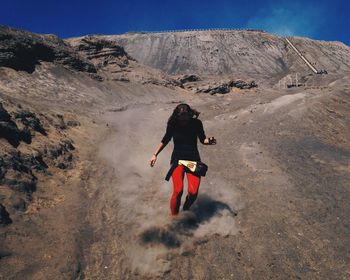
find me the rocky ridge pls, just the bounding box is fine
[0,25,96,74]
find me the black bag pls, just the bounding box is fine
[190,161,208,177]
[165,160,208,181]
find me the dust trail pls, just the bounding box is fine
[97,103,241,277]
[191,176,241,238]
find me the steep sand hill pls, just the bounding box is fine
[0,26,349,279]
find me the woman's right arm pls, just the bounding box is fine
[150,123,173,167]
[150,142,166,167]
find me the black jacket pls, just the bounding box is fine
[162,118,206,180]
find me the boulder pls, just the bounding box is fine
[178,74,201,84]
[14,110,47,135]
[202,84,231,95]
[0,121,32,147]
[3,173,37,193]
[0,204,12,225]
[193,79,258,94]
[0,152,41,194]
[0,103,11,121]
[228,79,257,89]
[11,197,27,211]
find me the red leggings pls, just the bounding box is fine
[170,164,201,215]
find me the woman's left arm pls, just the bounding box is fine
[198,120,217,145]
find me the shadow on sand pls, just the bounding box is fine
[139,226,181,248]
[139,194,237,248]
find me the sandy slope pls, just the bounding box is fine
[1,68,349,279]
[79,74,350,279]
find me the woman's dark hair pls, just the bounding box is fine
[167,103,200,126]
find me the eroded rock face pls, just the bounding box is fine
[0,101,77,222]
[68,35,186,87]
[76,37,130,59]
[0,25,96,73]
[71,36,134,70]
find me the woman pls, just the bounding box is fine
[149,103,216,216]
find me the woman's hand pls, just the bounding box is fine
[205,136,217,145]
[209,136,217,145]
[150,154,157,167]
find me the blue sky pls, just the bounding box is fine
[1,0,349,45]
